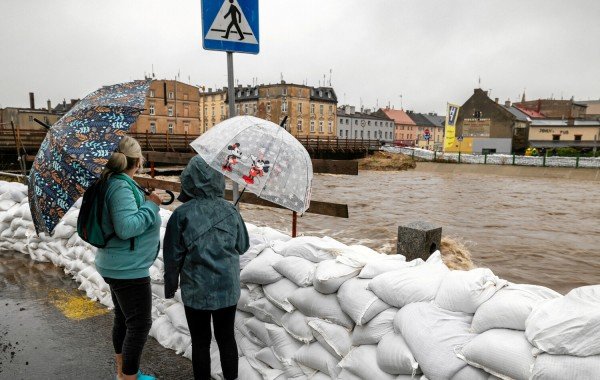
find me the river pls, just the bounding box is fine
[234,169,599,294]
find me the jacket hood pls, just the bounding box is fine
[179,156,225,200]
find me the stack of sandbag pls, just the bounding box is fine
[524,285,600,379]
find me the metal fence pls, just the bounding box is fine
[383,146,600,169]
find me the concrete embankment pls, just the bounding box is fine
[414,162,600,181]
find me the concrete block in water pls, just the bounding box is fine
[397,221,442,261]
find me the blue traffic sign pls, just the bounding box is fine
[201,0,260,54]
[457,136,464,142]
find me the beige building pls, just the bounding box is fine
[198,81,338,138]
[133,80,201,135]
[0,93,75,132]
[529,119,600,149]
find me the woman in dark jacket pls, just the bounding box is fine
[163,156,249,380]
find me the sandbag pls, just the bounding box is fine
[308,318,352,359]
[263,278,298,312]
[247,298,286,326]
[451,365,491,380]
[335,369,361,380]
[239,356,262,380]
[272,236,347,262]
[236,311,263,346]
[240,248,283,285]
[240,243,266,271]
[313,259,360,294]
[369,261,449,308]
[525,285,600,356]
[395,302,475,380]
[293,342,340,378]
[334,244,387,268]
[288,287,354,329]
[255,347,284,370]
[352,308,397,345]
[471,283,560,333]
[376,332,419,375]
[359,255,422,279]
[267,324,303,363]
[456,329,535,380]
[530,353,600,379]
[273,256,316,287]
[338,277,390,325]
[244,317,271,346]
[281,310,314,343]
[435,268,508,313]
[338,345,396,380]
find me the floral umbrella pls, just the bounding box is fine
[28,79,151,235]
[190,116,313,213]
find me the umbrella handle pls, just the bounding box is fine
[233,186,247,207]
[136,183,175,205]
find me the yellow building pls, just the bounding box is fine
[133,80,201,135]
[0,93,74,132]
[529,119,600,149]
[199,81,338,138]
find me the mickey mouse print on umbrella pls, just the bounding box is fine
[190,115,313,214]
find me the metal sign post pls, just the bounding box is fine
[201,0,260,209]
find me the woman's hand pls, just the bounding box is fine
[146,192,162,206]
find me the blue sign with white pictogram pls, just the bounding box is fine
[201,0,259,54]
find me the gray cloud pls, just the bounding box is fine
[1,0,599,114]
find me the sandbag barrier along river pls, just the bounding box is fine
[235,170,600,294]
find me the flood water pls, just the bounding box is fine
[236,169,600,294]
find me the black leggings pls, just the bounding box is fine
[184,305,238,380]
[104,276,153,376]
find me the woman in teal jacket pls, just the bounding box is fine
[163,156,249,380]
[95,136,161,380]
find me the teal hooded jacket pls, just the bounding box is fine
[163,156,249,310]
[95,174,161,279]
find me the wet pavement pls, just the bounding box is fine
[0,250,193,380]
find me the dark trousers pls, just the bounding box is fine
[184,305,238,380]
[104,276,153,376]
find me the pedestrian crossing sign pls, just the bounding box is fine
[201,0,260,54]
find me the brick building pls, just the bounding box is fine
[514,99,587,119]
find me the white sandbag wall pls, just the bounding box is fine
[1,180,599,380]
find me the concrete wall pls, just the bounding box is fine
[414,161,600,181]
[472,138,513,154]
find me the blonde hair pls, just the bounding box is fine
[101,136,144,180]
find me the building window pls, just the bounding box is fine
[282,87,287,96]
[319,105,324,115]
[339,130,343,137]
[345,130,348,138]
[319,90,323,97]
[361,130,364,138]
[474,110,482,119]
[368,121,371,126]
[254,89,258,96]
[184,122,189,133]
[385,132,388,139]
[183,105,189,117]
[355,120,358,125]
[282,101,287,112]
[149,90,155,97]
[212,106,215,116]
[149,105,155,115]
[149,122,156,134]
[327,92,331,99]
[329,105,333,114]
[298,103,302,113]
[354,130,358,138]
[574,135,582,141]
[328,121,333,133]
[552,134,560,141]
[368,131,371,139]
[319,121,324,133]
[379,131,382,138]
[310,121,315,132]
[168,107,173,116]
[244,104,249,114]
[168,92,174,99]
[29,116,33,122]
[310,104,315,114]
[183,93,189,100]
[44,116,49,123]
[340,118,343,124]
[168,123,174,134]
[297,120,303,132]
[267,102,271,113]
[346,119,349,125]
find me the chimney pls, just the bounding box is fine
[29,92,35,109]
[505,99,511,107]
[47,100,52,111]
[494,97,499,104]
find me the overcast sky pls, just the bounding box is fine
[1,0,599,114]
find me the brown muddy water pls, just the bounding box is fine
[232,170,599,294]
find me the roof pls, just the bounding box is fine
[310,87,337,103]
[515,105,545,119]
[379,108,416,125]
[422,114,445,127]
[502,106,530,122]
[337,109,393,121]
[530,119,600,127]
[406,112,437,127]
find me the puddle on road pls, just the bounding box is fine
[0,250,108,320]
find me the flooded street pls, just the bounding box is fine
[238,169,600,294]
